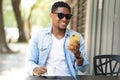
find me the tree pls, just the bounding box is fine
[22,0,48,40]
[11,0,27,42]
[22,0,43,40]
[0,0,12,53]
[24,4,36,40]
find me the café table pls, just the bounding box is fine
[26,75,120,80]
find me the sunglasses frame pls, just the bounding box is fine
[54,13,72,20]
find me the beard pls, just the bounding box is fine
[57,23,68,30]
[57,26,67,31]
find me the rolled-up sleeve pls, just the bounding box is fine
[75,35,89,72]
[27,32,39,76]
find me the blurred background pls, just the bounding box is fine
[0,0,120,80]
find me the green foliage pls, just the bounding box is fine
[31,0,52,28]
[31,5,51,27]
[3,0,53,28]
[3,0,17,28]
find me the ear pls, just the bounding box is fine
[50,13,53,18]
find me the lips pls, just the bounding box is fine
[61,22,67,26]
[62,22,66,25]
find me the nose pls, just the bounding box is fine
[62,16,68,21]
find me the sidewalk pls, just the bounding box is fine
[0,43,29,80]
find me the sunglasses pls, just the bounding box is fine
[54,13,72,20]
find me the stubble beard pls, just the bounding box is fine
[58,26,67,31]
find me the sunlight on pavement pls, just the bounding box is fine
[0,67,28,80]
[0,76,26,80]
[0,67,27,80]
[0,43,29,80]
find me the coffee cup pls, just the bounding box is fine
[47,66,56,76]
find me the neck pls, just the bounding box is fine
[52,28,66,40]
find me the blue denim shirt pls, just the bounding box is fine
[27,28,89,78]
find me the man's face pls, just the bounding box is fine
[50,7,72,30]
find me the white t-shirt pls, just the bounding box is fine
[45,34,70,76]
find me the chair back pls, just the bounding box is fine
[93,55,120,76]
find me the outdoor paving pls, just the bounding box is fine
[0,43,29,80]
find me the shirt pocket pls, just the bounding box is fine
[38,42,48,57]
[38,36,50,53]
[37,43,48,65]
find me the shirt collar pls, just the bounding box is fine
[45,27,71,38]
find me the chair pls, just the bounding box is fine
[93,55,120,76]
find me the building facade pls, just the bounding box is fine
[65,0,120,75]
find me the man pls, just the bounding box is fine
[27,1,89,79]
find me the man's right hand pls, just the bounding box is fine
[33,66,47,76]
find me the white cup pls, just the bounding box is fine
[47,66,56,76]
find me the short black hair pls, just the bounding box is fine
[51,1,71,13]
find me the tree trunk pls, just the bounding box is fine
[11,0,27,42]
[0,0,12,53]
[24,4,36,40]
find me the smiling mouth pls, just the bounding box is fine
[61,22,67,26]
[61,23,67,28]
[62,22,66,25]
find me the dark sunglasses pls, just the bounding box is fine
[54,13,72,20]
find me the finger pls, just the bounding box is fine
[68,45,74,50]
[39,66,47,74]
[75,40,80,44]
[41,66,47,72]
[75,40,80,45]
[33,71,40,76]
[41,66,47,70]
[33,67,41,76]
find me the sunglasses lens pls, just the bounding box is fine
[56,13,72,20]
[65,14,72,19]
[58,13,64,19]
